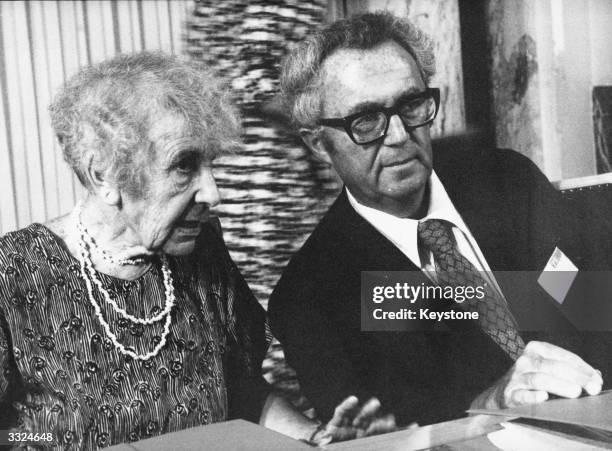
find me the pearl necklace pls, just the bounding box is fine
[79,223,148,266]
[74,203,175,361]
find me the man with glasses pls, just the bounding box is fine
[269,12,603,427]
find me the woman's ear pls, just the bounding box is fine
[84,152,121,207]
[300,127,332,165]
[100,184,121,207]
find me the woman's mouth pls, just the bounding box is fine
[174,220,202,235]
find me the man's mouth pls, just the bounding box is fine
[385,157,415,167]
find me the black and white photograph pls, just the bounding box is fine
[0,0,612,449]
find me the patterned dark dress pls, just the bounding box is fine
[0,222,270,449]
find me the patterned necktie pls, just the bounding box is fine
[417,219,525,360]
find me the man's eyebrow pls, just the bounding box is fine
[345,101,383,116]
[396,87,429,103]
[344,87,428,116]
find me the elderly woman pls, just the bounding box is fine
[0,52,395,449]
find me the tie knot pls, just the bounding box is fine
[417,219,454,254]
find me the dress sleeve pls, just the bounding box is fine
[0,298,19,429]
[225,264,272,423]
[0,320,10,395]
[203,220,272,423]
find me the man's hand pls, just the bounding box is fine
[313,396,399,446]
[472,341,603,410]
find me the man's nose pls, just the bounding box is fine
[195,167,221,207]
[383,114,409,145]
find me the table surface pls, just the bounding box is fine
[106,412,611,450]
[104,415,506,451]
[105,419,314,451]
[327,414,508,451]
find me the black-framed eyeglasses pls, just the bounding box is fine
[317,87,440,145]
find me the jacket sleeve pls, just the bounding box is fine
[492,149,612,389]
[268,266,364,423]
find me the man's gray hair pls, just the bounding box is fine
[50,51,241,196]
[280,11,436,129]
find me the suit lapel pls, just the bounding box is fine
[437,172,517,272]
[328,190,423,273]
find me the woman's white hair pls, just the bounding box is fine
[50,51,242,196]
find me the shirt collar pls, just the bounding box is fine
[346,171,473,267]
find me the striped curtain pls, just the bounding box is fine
[0,0,192,235]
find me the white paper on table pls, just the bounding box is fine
[488,422,610,451]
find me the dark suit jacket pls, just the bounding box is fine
[269,147,596,426]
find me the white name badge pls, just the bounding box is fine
[537,247,579,304]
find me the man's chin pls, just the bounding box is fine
[384,172,429,200]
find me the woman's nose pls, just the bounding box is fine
[195,167,221,207]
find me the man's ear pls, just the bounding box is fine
[299,127,332,165]
[84,153,121,207]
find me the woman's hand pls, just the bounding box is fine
[311,396,398,446]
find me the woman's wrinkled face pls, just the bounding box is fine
[119,115,221,256]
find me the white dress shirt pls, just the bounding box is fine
[346,171,503,295]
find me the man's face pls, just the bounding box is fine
[315,41,433,217]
